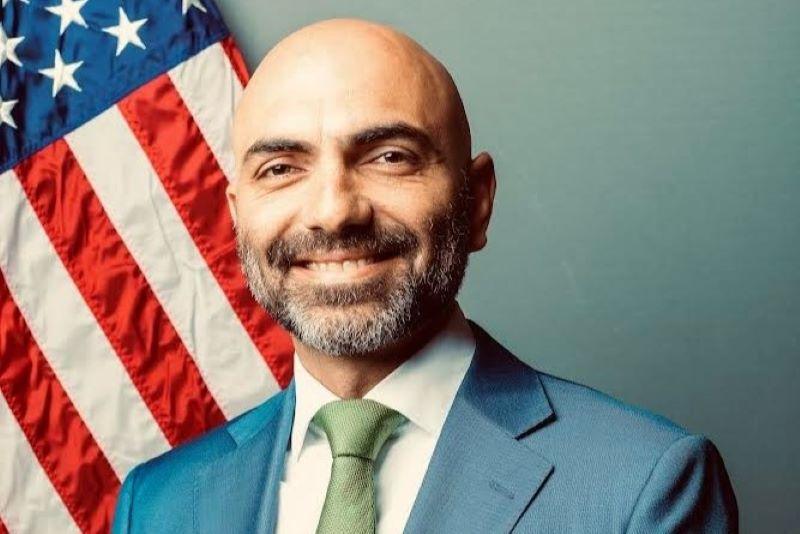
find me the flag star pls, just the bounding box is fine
[103,8,147,56]
[181,0,206,14]
[0,27,25,68]
[0,96,18,129]
[45,0,89,36]
[38,49,83,97]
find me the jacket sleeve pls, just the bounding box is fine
[111,465,139,534]
[624,434,738,533]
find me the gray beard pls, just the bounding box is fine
[235,186,471,358]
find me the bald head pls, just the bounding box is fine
[232,18,471,175]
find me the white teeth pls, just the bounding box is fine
[305,257,375,272]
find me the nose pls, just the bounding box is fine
[300,162,373,234]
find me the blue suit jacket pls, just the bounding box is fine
[112,321,738,533]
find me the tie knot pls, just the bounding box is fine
[312,399,405,461]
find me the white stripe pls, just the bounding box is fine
[169,42,243,182]
[0,170,170,479]
[66,107,280,419]
[0,391,80,534]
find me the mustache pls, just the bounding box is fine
[265,225,419,271]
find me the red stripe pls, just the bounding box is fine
[0,271,120,534]
[13,142,226,446]
[0,515,8,534]
[221,35,250,86]
[118,75,294,387]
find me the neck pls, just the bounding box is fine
[294,301,457,399]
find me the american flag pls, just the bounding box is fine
[0,1,293,532]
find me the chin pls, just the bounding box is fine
[292,319,400,358]
[298,301,394,330]
[282,297,416,357]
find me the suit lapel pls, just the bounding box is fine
[195,384,295,534]
[403,321,555,533]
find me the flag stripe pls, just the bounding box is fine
[118,75,294,388]
[12,143,226,446]
[169,42,243,183]
[221,35,251,87]
[66,107,280,419]
[0,273,119,534]
[0,169,169,478]
[0,516,7,534]
[0,390,80,534]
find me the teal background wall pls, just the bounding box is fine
[217,1,799,531]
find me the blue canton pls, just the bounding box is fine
[0,0,229,172]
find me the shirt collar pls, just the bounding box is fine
[289,302,476,465]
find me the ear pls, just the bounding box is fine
[226,180,239,228]
[465,151,496,252]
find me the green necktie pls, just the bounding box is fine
[312,399,406,534]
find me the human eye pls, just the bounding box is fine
[366,149,422,173]
[372,150,418,164]
[256,162,301,180]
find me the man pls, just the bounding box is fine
[112,18,738,533]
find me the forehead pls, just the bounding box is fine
[234,44,449,153]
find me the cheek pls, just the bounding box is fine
[235,186,296,244]
[366,175,452,220]
[367,184,450,265]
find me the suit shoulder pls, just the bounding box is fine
[468,320,690,450]
[536,371,691,452]
[522,370,713,519]
[129,388,287,488]
[112,390,289,532]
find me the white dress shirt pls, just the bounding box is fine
[275,303,476,534]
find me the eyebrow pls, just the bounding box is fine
[242,138,314,165]
[348,122,438,154]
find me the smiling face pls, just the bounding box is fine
[228,20,494,357]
